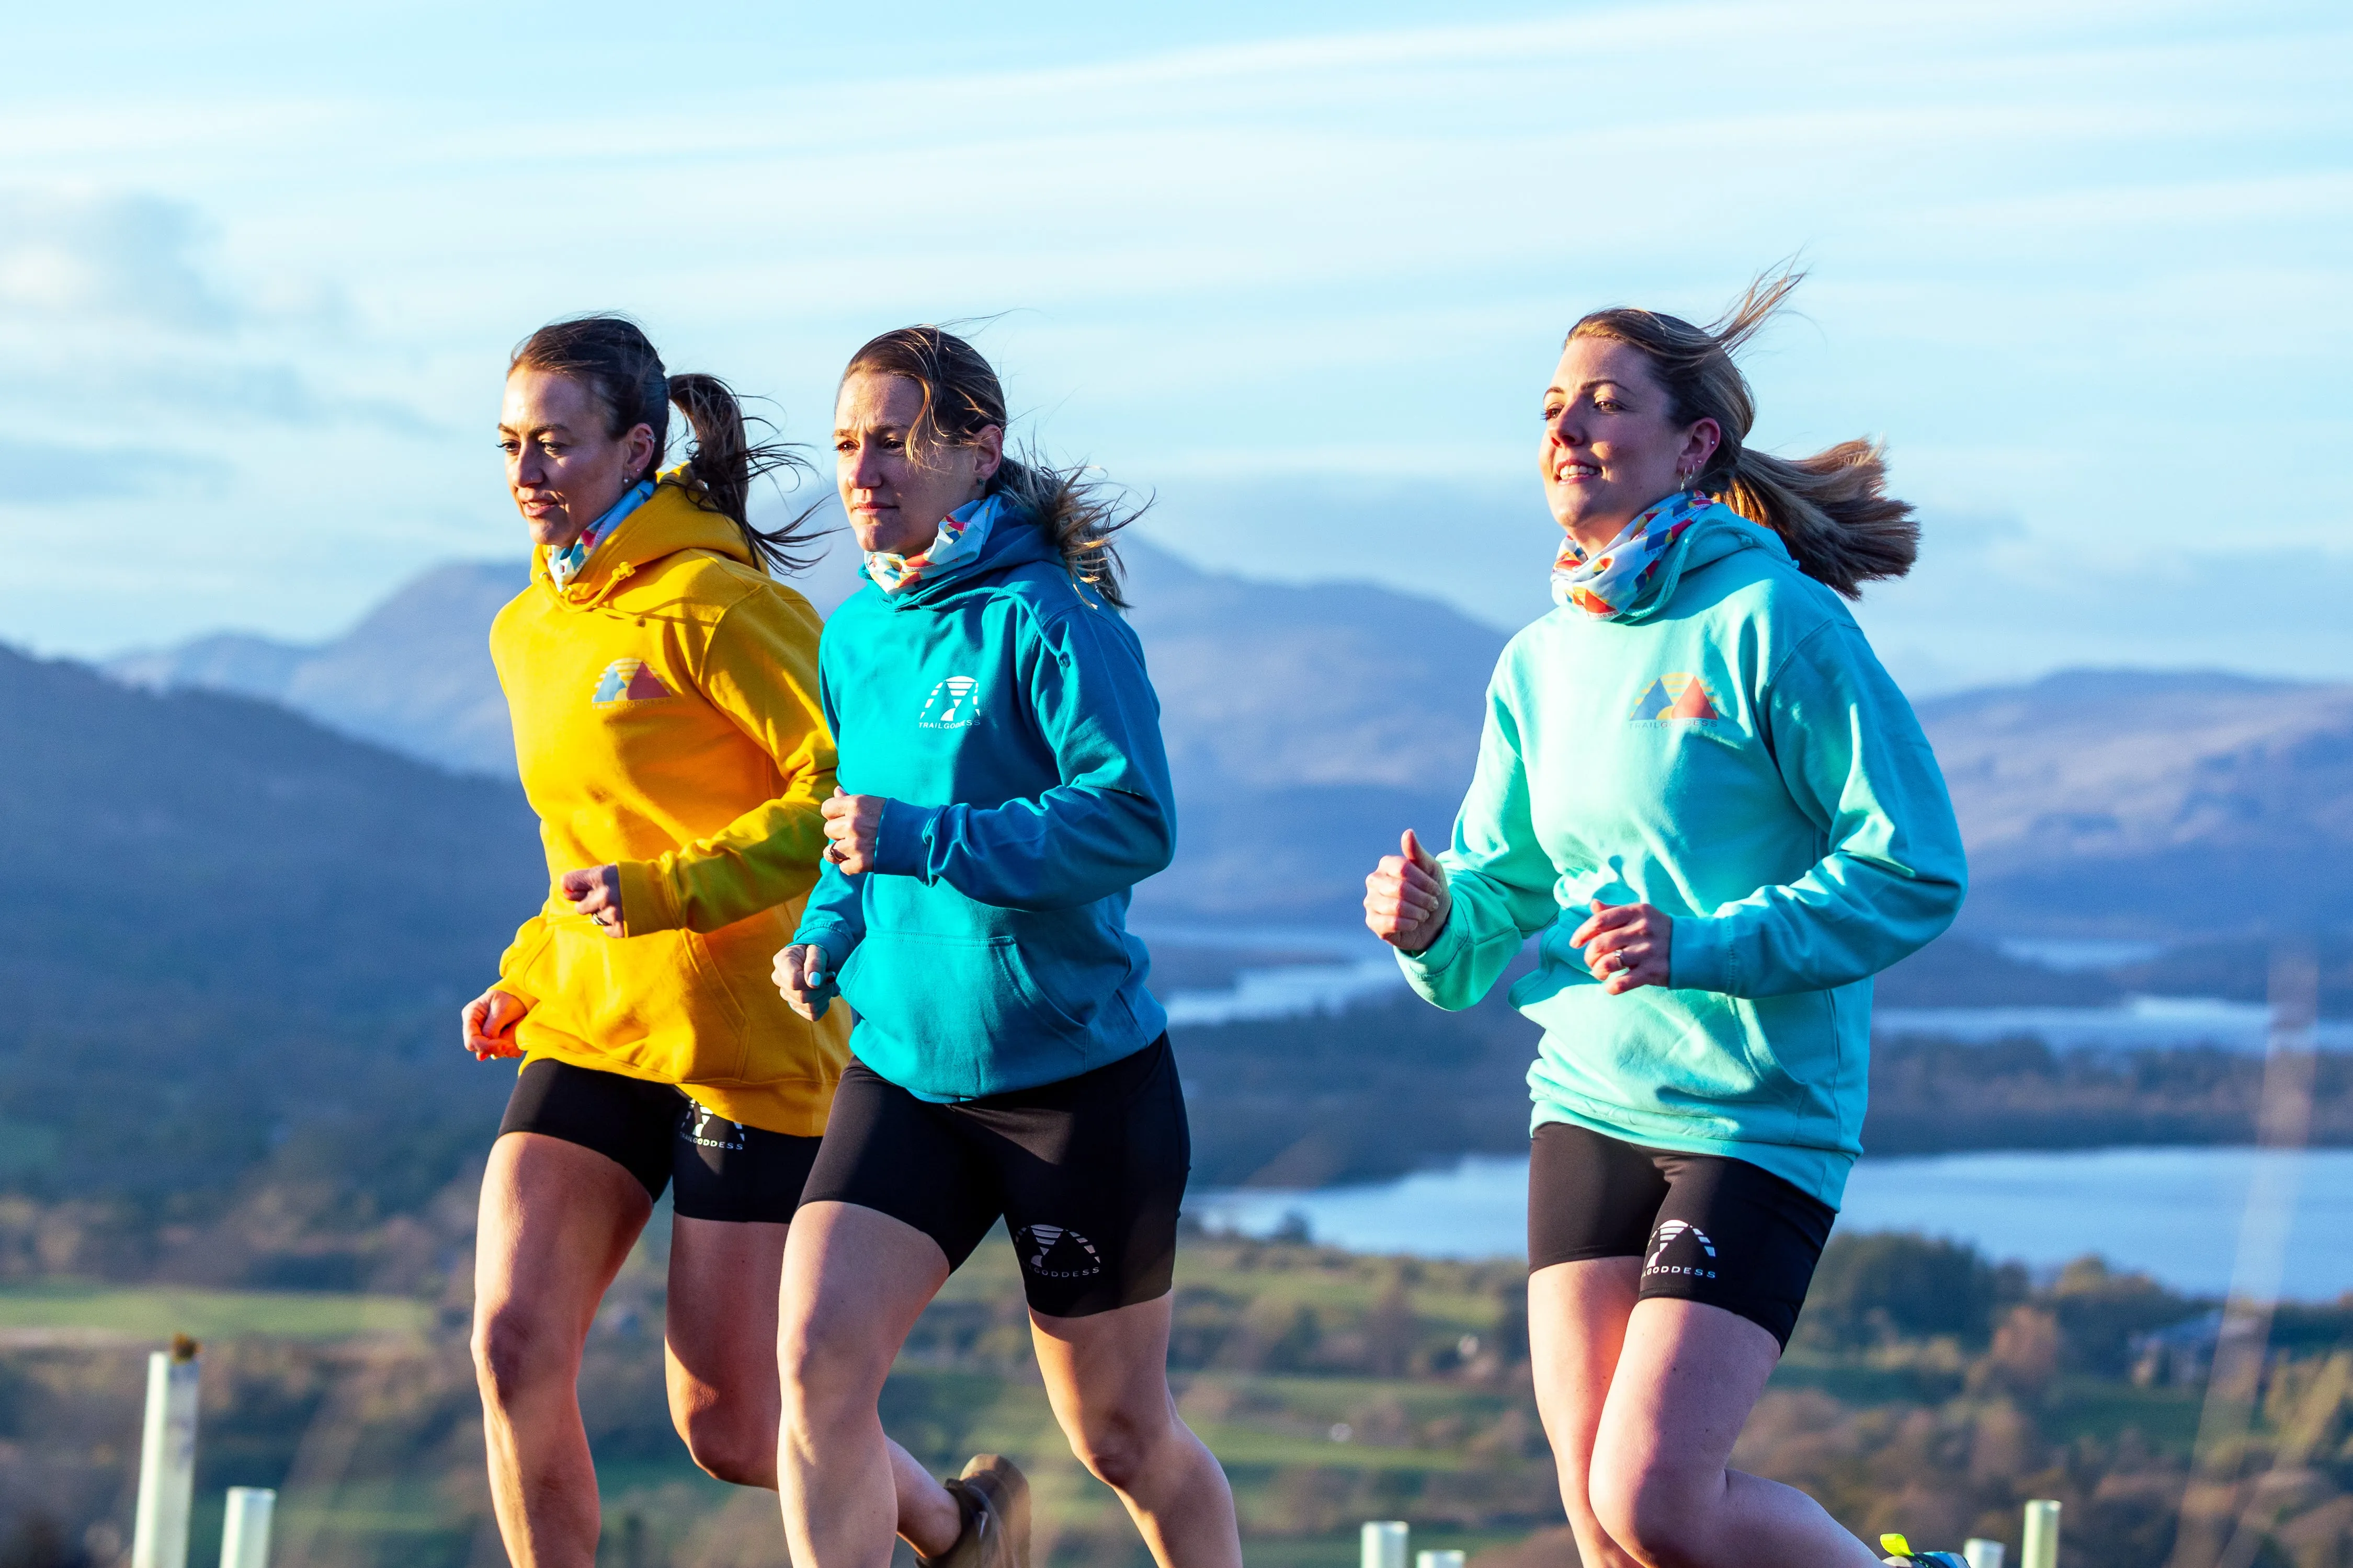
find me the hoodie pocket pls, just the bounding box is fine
[1731,990,1839,1113]
[839,932,1087,1083]
[522,920,741,1082]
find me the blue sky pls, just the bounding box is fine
[2,0,2347,690]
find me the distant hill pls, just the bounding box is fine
[5,627,2344,1285]
[0,644,539,1209]
[1916,670,2353,937]
[107,538,1507,925]
[100,550,2353,940]
[110,559,530,775]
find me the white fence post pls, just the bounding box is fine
[1417,1552,1466,1568]
[219,1487,275,1568]
[2022,1499,2061,1568]
[1963,1539,2006,1568]
[1362,1520,1409,1568]
[130,1337,201,1568]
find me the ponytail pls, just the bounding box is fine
[985,452,1140,610]
[1568,266,1918,599]
[841,325,1143,608]
[509,315,822,576]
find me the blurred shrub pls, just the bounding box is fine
[1797,1232,2022,1349]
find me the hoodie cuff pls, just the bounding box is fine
[1395,905,1468,977]
[615,860,683,936]
[873,800,944,879]
[794,922,855,978]
[1666,913,1738,994]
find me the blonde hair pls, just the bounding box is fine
[1567,267,1916,598]
[840,326,1140,607]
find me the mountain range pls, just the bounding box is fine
[4,547,2348,1250]
[105,537,2353,938]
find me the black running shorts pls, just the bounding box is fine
[1526,1120,1836,1348]
[800,1036,1190,1319]
[496,1057,820,1224]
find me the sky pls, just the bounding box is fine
[2,0,2348,691]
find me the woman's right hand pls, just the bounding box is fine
[1364,829,1452,954]
[773,943,836,1022]
[462,988,529,1060]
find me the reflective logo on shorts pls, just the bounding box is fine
[680,1106,744,1152]
[1016,1223,1104,1280]
[1644,1218,1719,1280]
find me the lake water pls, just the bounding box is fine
[1190,1147,2353,1300]
[1147,929,2353,1050]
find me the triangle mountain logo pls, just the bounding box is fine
[592,659,677,707]
[1630,672,1722,722]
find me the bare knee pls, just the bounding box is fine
[1589,1455,1716,1568]
[679,1405,775,1489]
[470,1303,572,1409]
[778,1311,890,1433]
[1066,1405,1170,1493]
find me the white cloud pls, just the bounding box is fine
[0,0,2342,681]
[0,189,239,331]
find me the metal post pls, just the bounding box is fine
[131,1336,202,1568]
[1361,1521,1408,1568]
[2022,1499,2061,1568]
[219,1488,275,1568]
[1964,1539,2006,1568]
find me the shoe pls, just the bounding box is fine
[921,1453,1031,1568]
[1880,1535,1968,1567]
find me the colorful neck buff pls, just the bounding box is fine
[866,492,1004,596]
[547,479,654,590]
[1550,488,1712,620]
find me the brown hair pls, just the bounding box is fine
[1567,267,1916,598]
[509,314,820,575]
[840,325,1140,608]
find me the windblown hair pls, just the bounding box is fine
[509,314,821,575]
[1567,267,1916,598]
[841,325,1141,608]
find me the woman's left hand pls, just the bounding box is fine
[561,864,624,936]
[1572,900,1672,994]
[821,788,891,875]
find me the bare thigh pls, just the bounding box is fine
[1528,1258,1644,1568]
[664,1216,789,1485]
[474,1131,653,1371]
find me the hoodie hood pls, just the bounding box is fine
[869,502,1064,612]
[535,472,753,608]
[1554,495,1787,626]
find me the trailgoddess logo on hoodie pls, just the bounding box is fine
[592,659,676,707]
[917,676,981,730]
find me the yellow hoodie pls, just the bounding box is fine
[487,477,850,1135]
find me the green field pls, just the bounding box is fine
[0,1279,432,1341]
[0,1233,2344,1568]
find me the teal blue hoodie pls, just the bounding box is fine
[1399,503,1965,1207]
[793,510,1174,1102]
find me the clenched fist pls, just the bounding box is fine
[1364,829,1451,955]
[1571,900,1673,994]
[821,789,890,876]
[561,864,623,936]
[772,942,837,1022]
[462,987,529,1059]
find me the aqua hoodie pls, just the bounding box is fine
[1399,504,1966,1207]
[793,511,1175,1101]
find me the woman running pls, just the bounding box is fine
[772,325,1241,1568]
[1363,272,1968,1568]
[462,316,962,1567]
